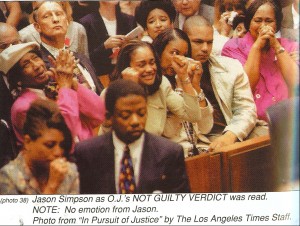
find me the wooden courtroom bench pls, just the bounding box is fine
[185,135,274,193]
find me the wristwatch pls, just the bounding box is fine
[197,89,206,102]
[276,46,285,55]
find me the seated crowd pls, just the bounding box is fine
[0,0,298,194]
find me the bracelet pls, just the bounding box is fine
[275,46,285,55]
[197,89,206,102]
[180,77,191,84]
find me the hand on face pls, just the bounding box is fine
[186,58,203,88]
[254,25,276,50]
[121,67,140,84]
[172,55,203,86]
[47,157,68,190]
[171,54,189,79]
[218,11,234,36]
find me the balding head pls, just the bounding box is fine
[183,15,212,35]
[0,22,20,53]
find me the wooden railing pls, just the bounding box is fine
[185,135,275,192]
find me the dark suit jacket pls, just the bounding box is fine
[0,74,13,123]
[75,132,190,194]
[39,45,104,95]
[79,10,136,76]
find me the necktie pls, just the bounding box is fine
[119,146,136,194]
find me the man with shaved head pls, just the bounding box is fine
[0,22,21,122]
[183,15,268,151]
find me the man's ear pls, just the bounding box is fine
[33,22,42,33]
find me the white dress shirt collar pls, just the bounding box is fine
[41,42,65,58]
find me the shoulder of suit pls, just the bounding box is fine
[145,132,182,150]
[159,76,171,88]
[75,133,110,152]
[210,55,243,71]
[79,12,99,24]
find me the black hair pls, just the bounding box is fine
[135,0,176,29]
[152,28,192,59]
[244,0,283,32]
[105,79,147,115]
[152,28,191,88]
[214,0,247,22]
[110,40,162,95]
[232,14,246,30]
[23,99,73,158]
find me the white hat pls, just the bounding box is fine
[0,42,40,74]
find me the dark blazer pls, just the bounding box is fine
[39,45,104,95]
[79,10,136,76]
[0,74,13,123]
[75,132,190,194]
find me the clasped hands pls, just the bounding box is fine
[255,24,280,50]
[47,49,79,90]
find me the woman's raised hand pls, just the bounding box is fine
[121,67,140,83]
[254,25,276,50]
[171,54,189,81]
[187,58,203,87]
[48,50,77,89]
[44,158,69,194]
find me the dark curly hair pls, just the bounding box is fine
[23,99,73,158]
[135,0,176,29]
[152,28,191,89]
[152,28,192,59]
[110,40,162,95]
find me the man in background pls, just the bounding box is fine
[172,0,214,29]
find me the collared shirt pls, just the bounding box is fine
[42,42,96,92]
[0,152,79,194]
[113,131,144,193]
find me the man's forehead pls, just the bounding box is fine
[37,1,64,14]
[115,95,147,108]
